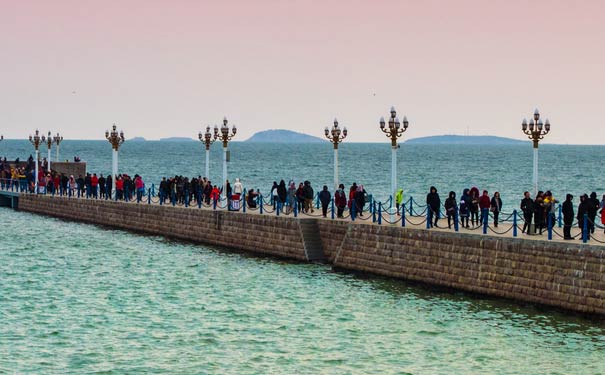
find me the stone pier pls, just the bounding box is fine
[15,194,605,316]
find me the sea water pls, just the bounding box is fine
[1,208,605,374]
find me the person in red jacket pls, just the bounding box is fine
[115,175,124,200]
[91,173,99,198]
[479,190,491,225]
[334,184,347,218]
[210,185,220,203]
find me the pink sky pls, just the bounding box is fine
[1,0,604,143]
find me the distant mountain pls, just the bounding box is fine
[129,137,146,142]
[405,135,525,145]
[159,137,195,142]
[245,129,324,143]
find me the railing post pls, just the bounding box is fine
[558,205,562,228]
[331,198,335,220]
[368,194,373,214]
[426,208,431,229]
[316,193,320,209]
[172,191,176,206]
[454,207,459,232]
[185,192,189,207]
[401,203,406,227]
[276,201,280,216]
[151,183,155,196]
[409,198,413,216]
[351,201,356,222]
[378,202,382,225]
[482,208,488,234]
[260,194,264,214]
[147,189,151,204]
[294,199,297,217]
[513,210,518,237]
[243,194,246,213]
[372,202,377,223]
[547,213,553,240]
[583,214,588,243]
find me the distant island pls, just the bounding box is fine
[245,129,324,143]
[129,137,146,142]
[405,135,525,145]
[159,137,195,142]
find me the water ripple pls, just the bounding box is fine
[1,208,605,374]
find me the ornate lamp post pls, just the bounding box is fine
[53,132,63,162]
[198,126,218,179]
[522,108,550,197]
[324,118,347,190]
[379,106,409,220]
[105,124,125,198]
[215,117,237,190]
[29,130,46,193]
[45,131,53,172]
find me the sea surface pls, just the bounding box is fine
[1,140,604,212]
[1,208,605,374]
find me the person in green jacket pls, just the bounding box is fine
[395,188,404,216]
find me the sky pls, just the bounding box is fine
[1,0,604,144]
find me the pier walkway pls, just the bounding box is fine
[2,184,604,247]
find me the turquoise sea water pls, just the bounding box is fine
[1,208,605,374]
[1,140,604,212]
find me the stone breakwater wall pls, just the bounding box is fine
[319,221,605,315]
[18,195,605,316]
[18,195,308,261]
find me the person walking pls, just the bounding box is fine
[287,181,297,214]
[395,188,404,216]
[303,181,314,213]
[577,194,590,240]
[277,180,287,209]
[520,191,534,234]
[469,187,480,226]
[270,181,279,209]
[334,184,347,218]
[587,192,599,234]
[479,190,491,226]
[426,186,441,228]
[562,194,574,240]
[601,194,605,235]
[459,188,470,228]
[490,192,503,227]
[444,191,457,229]
[534,191,545,235]
[319,185,331,218]
[354,185,367,217]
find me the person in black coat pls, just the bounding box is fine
[318,185,332,218]
[577,194,590,240]
[277,180,288,206]
[587,192,599,234]
[426,186,441,228]
[490,192,503,227]
[444,191,457,229]
[520,191,534,234]
[562,194,574,240]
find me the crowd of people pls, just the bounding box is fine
[423,186,605,240]
[2,157,604,239]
